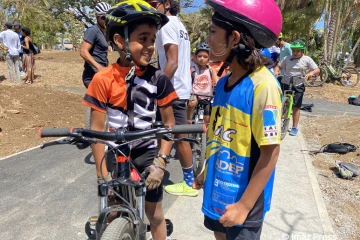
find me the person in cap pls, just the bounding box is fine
[80,2,112,88]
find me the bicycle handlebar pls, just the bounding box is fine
[192,93,214,98]
[39,124,206,142]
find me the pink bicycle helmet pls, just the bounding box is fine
[206,0,282,48]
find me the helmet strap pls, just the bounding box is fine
[124,26,133,63]
[217,43,251,77]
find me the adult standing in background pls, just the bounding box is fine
[147,0,197,197]
[80,2,111,88]
[13,22,25,77]
[0,22,21,84]
[21,27,35,84]
[276,32,291,61]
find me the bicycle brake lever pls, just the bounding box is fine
[40,137,74,149]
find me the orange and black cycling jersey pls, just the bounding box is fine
[82,60,179,149]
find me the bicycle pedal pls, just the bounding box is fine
[85,216,98,239]
[166,219,173,237]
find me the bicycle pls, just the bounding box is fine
[308,57,359,87]
[303,65,328,87]
[190,93,213,176]
[278,75,305,140]
[39,122,205,240]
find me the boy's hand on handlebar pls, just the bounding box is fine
[144,164,164,190]
[143,157,166,190]
[192,172,204,190]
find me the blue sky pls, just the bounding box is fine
[183,0,206,13]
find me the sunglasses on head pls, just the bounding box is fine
[150,1,161,8]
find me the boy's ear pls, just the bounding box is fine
[231,30,241,47]
[113,34,125,51]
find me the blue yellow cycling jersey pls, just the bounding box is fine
[202,66,282,227]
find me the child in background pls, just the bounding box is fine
[209,61,230,86]
[187,43,215,124]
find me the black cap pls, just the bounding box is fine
[13,22,21,27]
[5,22,13,28]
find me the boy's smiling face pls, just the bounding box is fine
[129,24,157,66]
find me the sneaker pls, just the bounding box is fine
[164,181,199,197]
[289,127,298,136]
[20,71,26,77]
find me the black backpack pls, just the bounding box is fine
[311,142,357,155]
[348,95,360,106]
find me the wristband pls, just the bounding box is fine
[157,153,170,164]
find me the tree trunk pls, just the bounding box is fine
[327,10,336,62]
[323,0,330,61]
[330,2,343,62]
[344,36,360,68]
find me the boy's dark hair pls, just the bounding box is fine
[169,0,180,16]
[223,27,267,71]
[21,27,31,36]
[195,50,209,56]
[108,17,158,43]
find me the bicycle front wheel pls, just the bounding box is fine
[281,96,291,140]
[101,217,135,240]
[340,67,359,87]
[304,66,328,87]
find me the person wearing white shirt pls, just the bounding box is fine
[0,22,21,84]
[147,0,198,197]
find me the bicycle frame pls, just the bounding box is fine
[283,90,294,119]
[39,124,204,240]
[320,59,342,78]
[96,145,147,240]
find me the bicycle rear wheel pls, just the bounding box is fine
[304,66,328,87]
[101,217,134,240]
[281,96,291,140]
[340,67,359,87]
[193,132,206,177]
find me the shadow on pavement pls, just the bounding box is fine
[163,170,174,185]
[84,152,95,165]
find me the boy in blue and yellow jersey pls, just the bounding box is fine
[193,1,282,239]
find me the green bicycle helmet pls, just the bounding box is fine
[290,39,306,50]
[106,0,169,61]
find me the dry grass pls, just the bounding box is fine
[305,82,360,103]
[0,50,119,88]
[302,116,360,239]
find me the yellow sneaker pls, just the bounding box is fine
[164,181,199,197]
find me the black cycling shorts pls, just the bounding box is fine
[197,99,211,116]
[156,99,187,125]
[82,67,97,88]
[106,147,163,203]
[281,83,305,108]
[204,216,263,240]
